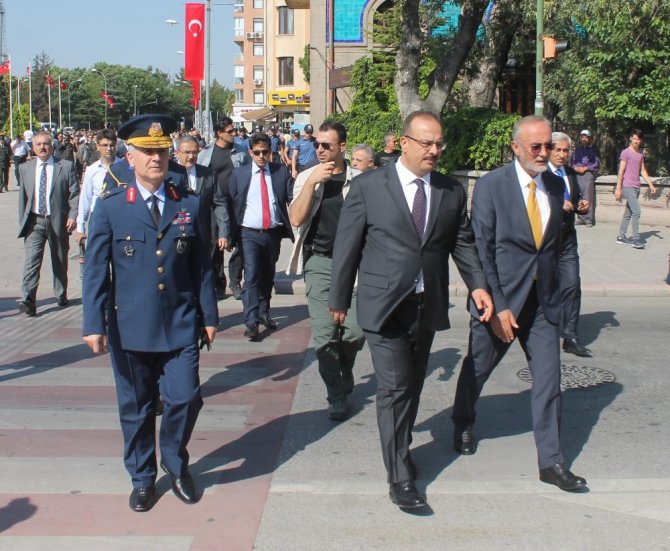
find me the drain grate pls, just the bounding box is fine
[517,364,616,391]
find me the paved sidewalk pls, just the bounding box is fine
[0,180,668,550]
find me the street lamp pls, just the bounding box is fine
[133,85,138,117]
[90,68,109,127]
[68,79,83,127]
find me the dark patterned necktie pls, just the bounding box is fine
[412,178,426,240]
[38,163,47,215]
[150,195,161,228]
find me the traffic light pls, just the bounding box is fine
[543,37,569,60]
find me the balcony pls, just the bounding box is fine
[233,31,245,43]
[233,2,243,12]
[285,0,309,8]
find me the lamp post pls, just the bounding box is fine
[133,85,138,117]
[67,79,83,127]
[90,68,108,127]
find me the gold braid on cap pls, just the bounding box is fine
[126,122,172,149]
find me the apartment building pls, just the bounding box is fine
[232,0,310,129]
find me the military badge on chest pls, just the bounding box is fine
[123,236,135,257]
[173,209,194,255]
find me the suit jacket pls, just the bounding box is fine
[226,161,294,244]
[189,163,229,244]
[82,178,218,352]
[328,163,487,333]
[469,162,565,325]
[17,157,79,238]
[563,165,583,237]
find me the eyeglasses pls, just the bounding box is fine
[313,142,339,151]
[251,149,270,156]
[404,135,447,151]
[221,129,235,134]
[523,142,555,155]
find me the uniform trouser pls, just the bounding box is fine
[558,231,581,340]
[452,285,564,469]
[21,214,69,306]
[576,172,596,225]
[0,163,6,189]
[108,326,203,488]
[13,155,27,186]
[618,187,641,239]
[364,293,435,483]
[239,227,281,327]
[304,254,365,403]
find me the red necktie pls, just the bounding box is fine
[260,169,271,229]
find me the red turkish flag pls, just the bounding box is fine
[0,60,10,75]
[190,80,201,107]
[105,95,115,109]
[184,3,205,81]
[60,80,67,90]
[47,74,55,86]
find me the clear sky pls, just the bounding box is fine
[3,0,236,87]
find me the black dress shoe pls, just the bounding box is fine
[389,481,427,509]
[540,463,587,492]
[57,296,69,307]
[244,324,260,340]
[160,460,199,504]
[18,300,36,317]
[129,485,156,512]
[259,315,277,330]
[229,283,242,300]
[453,427,477,455]
[562,338,591,357]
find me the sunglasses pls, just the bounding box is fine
[251,149,270,156]
[313,141,338,151]
[524,142,555,155]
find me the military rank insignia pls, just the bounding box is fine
[167,185,181,201]
[126,187,137,203]
[173,210,193,227]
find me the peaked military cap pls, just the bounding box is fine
[118,114,178,149]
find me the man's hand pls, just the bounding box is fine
[614,188,622,201]
[649,181,658,194]
[291,168,298,179]
[329,307,346,325]
[204,326,217,344]
[218,237,232,252]
[309,161,336,184]
[490,309,518,343]
[76,231,86,244]
[562,200,574,213]
[65,218,76,233]
[84,334,107,354]
[576,199,590,214]
[471,288,494,323]
[574,166,588,175]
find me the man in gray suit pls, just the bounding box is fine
[17,131,79,316]
[451,116,588,492]
[329,111,493,510]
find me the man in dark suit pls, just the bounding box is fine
[328,111,493,510]
[227,133,294,340]
[548,132,591,358]
[82,115,218,512]
[17,131,79,316]
[451,116,588,493]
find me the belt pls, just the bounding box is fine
[312,250,332,259]
[31,212,50,219]
[242,226,281,234]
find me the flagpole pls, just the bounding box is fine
[8,55,13,138]
[48,75,52,131]
[58,76,62,129]
[205,0,211,143]
[16,74,20,111]
[28,62,32,132]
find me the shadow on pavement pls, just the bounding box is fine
[0,497,38,533]
[0,343,92,383]
[578,310,620,347]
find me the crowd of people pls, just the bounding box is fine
[3,111,667,514]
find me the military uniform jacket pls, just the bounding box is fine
[82,179,218,352]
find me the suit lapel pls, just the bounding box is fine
[384,165,421,244]
[505,163,537,249]
[50,161,62,200]
[160,190,181,233]
[422,173,444,246]
[128,183,157,229]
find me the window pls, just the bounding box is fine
[253,0,263,8]
[235,89,244,103]
[253,44,264,57]
[254,91,264,105]
[278,57,294,86]
[234,18,244,36]
[278,7,294,35]
[253,19,264,33]
[253,66,264,81]
[234,65,245,85]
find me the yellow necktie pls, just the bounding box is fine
[527,179,542,249]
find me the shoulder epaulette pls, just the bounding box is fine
[100,185,126,200]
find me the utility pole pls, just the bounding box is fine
[534,0,544,116]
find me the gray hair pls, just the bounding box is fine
[384,132,397,145]
[175,135,200,150]
[352,143,374,159]
[511,115,551,142]
[552,131,571,146]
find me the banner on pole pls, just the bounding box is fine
[184,3,205,81]
[0,60,10,75]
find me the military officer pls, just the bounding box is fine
[82,114,218,512]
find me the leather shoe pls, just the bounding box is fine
[453,427,477,455]
[540,463,587,492]
[57,296,69,307]
[562,338,591,357]
[259,315,277,330]
[129,485,156,512]
[229,283,242,300]
[244,324,260,340]
[328,398,349,421]
[389,481,426,509]
[18,300,36,317]
[160,460,199,504]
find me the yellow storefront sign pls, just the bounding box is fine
[268,90,310,106]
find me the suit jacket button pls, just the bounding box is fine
[157,266,164,274]
[158,283,166,291]
[156,250,163,256]
[157,232,163,240]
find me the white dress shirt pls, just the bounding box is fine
[242,163,280,229]
[395,158,432,293]
[514,160,550,235]
[136,181,166,216]
[32,157,55,216]
[547,162,571,196]
[186,166,197,191]
[77,158,121,233]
